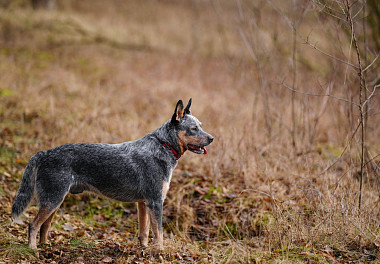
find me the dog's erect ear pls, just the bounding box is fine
[171,100,184,124]
[184,98,192,115]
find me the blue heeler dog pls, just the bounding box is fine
[12,98,213,250]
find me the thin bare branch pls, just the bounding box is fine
[313,0,346,16]
[362,84,379,108]
[352,5,364,20]
[266,0,294,30]
[303,36,359,69]
[321,8,347,21]
[295,1,313,28]
[235,0,244,21]
[363,54,379,72]
[333,152,380,191]
[327,122,362,179]
[347,217,376,243]
[238,28,258,62]
[280,81,359,107]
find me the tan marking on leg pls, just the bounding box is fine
[138,201,150,247]
[162,181,170,200]
[28,207,55,249]
[148,209,163,250]
[39,208,58,244]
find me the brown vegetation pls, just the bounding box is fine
[0,0,379,263]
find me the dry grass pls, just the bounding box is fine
[0,0,379,263]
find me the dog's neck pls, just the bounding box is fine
[154,136,181,159]
[151,121,184,159]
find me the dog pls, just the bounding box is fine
[12,98,213,250]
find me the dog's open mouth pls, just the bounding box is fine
[187,144,207,154]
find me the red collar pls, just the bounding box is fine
[155,136,181,160]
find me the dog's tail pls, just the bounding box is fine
[12,151,44,221]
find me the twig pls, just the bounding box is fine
[363,54,379,72]
[280,81,359,107]
[303,36,359,69]
[266,0,294,30]
[333,152,380,192]
[224,224,238,243]
[352,5,364,20]
[266,0,311,150]
[312,0,346,18]
[362,84,379,108]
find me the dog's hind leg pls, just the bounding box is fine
[39,207,59,245]
[147,200,163,250]
[137,201,150,247]
[29,173,70,249]
[28,206,57,249]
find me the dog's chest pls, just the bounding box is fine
[162,167,174,199]
[167,166,174,182]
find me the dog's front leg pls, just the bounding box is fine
[137,201,150,247]
[147,200,163,250]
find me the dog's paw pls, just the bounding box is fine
[153,244,164,253]
[138,238,148,248]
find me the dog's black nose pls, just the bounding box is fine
[208,136,214,143]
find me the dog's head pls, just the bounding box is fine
[171,99,214,154]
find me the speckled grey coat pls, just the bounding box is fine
[12,99,214,249]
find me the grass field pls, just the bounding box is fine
[0,0,379,263]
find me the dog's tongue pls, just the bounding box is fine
[202,147,207,155]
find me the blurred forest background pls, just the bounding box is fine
[0,0,379,263]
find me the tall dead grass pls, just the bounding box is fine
[1,0,379,262]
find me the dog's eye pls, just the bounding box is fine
[191,127,198,131]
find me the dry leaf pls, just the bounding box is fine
[63,223,75,231]
[101,256,113,263]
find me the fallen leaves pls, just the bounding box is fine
[100,256,113,263]
[0,3,380,262]
[62,223,75,231]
